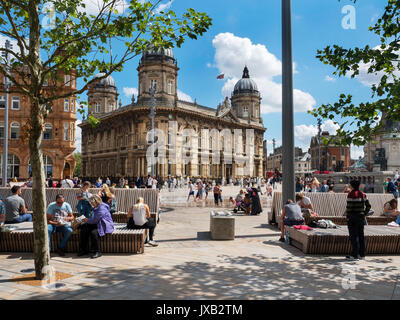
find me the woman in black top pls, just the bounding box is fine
[250,183,262,215]
[97,184,114,206]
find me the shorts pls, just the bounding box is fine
[189,191,194,196]
[283,219,304,227]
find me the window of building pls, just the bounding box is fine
[43,123,52,140]
[71,123,74,141]
[167,81,173,94]
[198,164,202,176]
[209,165,213,176]
[150,79,157,91]
[184,164,188,176]
[341,148,345,156]
[63,122,69,141]
[0,154,20,178]
[10,122,19,139]
[64,74,71,86]
[95,102,100,113]
[0,96,5,109]
[209,136,213,149]
[28,155,53,178]
[168,163,172,175]
[64,98,69,112]
[11,96,20,110]
[198,136,202,148]
[0,122,3,139]
[254,108,258,118]
[243,106,248,117]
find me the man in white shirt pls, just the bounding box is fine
[61,176,74,188]
[151,177,157,189]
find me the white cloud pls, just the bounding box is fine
[80,0,128,15]
[177,90,193,102]
[351,145,364,159]
[325,75,336,82]
[155,0,173,14]
[212,33,316,114]
[294,120,340,150]
[351,45,400,87]
[123,87,138,99]
[75,119,82,153]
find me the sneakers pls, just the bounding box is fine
[358,256,366,260]
[346,255,359,261]
[148,240,158,247]
[279,237,285,243]
[91,252,102,259]
[388,221,399,227]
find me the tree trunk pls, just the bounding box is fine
[29,102,50,280]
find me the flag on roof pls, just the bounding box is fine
[217,74,224,79]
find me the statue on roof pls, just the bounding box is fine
[131,94,135,104]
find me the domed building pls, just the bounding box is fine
[80,49,266,179]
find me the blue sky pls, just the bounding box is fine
[74,0,386,157]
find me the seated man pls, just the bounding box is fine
[4,186,31,224]
[279,200,304,242]
[383,199,400,217]
[76,181,93,218]
[296,193,319,217]
[47,194,74,256]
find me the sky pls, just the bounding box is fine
[47,0,391,156]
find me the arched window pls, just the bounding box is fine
[10,122,20,139]
[43,123,52,140]
[0,154,20,178]
[167,81,173,94]
[28,155,53,178]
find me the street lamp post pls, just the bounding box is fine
[282,0,295,204]
[149,83,156,177]
[317,118,322,173]
[272,138,276,171]
[1,40,12,187]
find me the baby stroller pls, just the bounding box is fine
[233,200,247,213]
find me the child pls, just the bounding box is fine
[76,181,92,218]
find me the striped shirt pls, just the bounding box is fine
[346,190,371,218]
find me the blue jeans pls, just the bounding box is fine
[396,215,400,225]
[6,213,32,224]
[48,224,73,250]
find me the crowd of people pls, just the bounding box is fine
[0,183,159,258]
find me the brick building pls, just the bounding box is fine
[309,131,350,172]
[0,68,77,180]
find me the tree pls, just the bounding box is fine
[311,0,400,146]
[0,0,211,279]
[73,152,81,177]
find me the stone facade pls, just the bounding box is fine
[80,50,266,179]
[364,116,400,172]
[0,69,76,180]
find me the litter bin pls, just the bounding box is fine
[210,211,235,240]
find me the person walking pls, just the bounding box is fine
[345,180,371,261]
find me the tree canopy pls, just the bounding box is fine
[311,0,400,146]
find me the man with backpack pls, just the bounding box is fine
[345,179,371,261]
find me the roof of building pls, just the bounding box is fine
[233,66,259,95]
[92,73,117,88]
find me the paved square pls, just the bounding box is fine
[0,196,399,300]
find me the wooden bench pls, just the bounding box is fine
[0,223,146,254]
[0,188,160,225]
[269,192,396,227]
[285,225,400,255]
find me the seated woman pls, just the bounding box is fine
[98,184,115,208]
[127,197,158,247]
[77,195,114,259]
[235,189,245,206]
[279,200,304,242]
[383,199,400,217]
